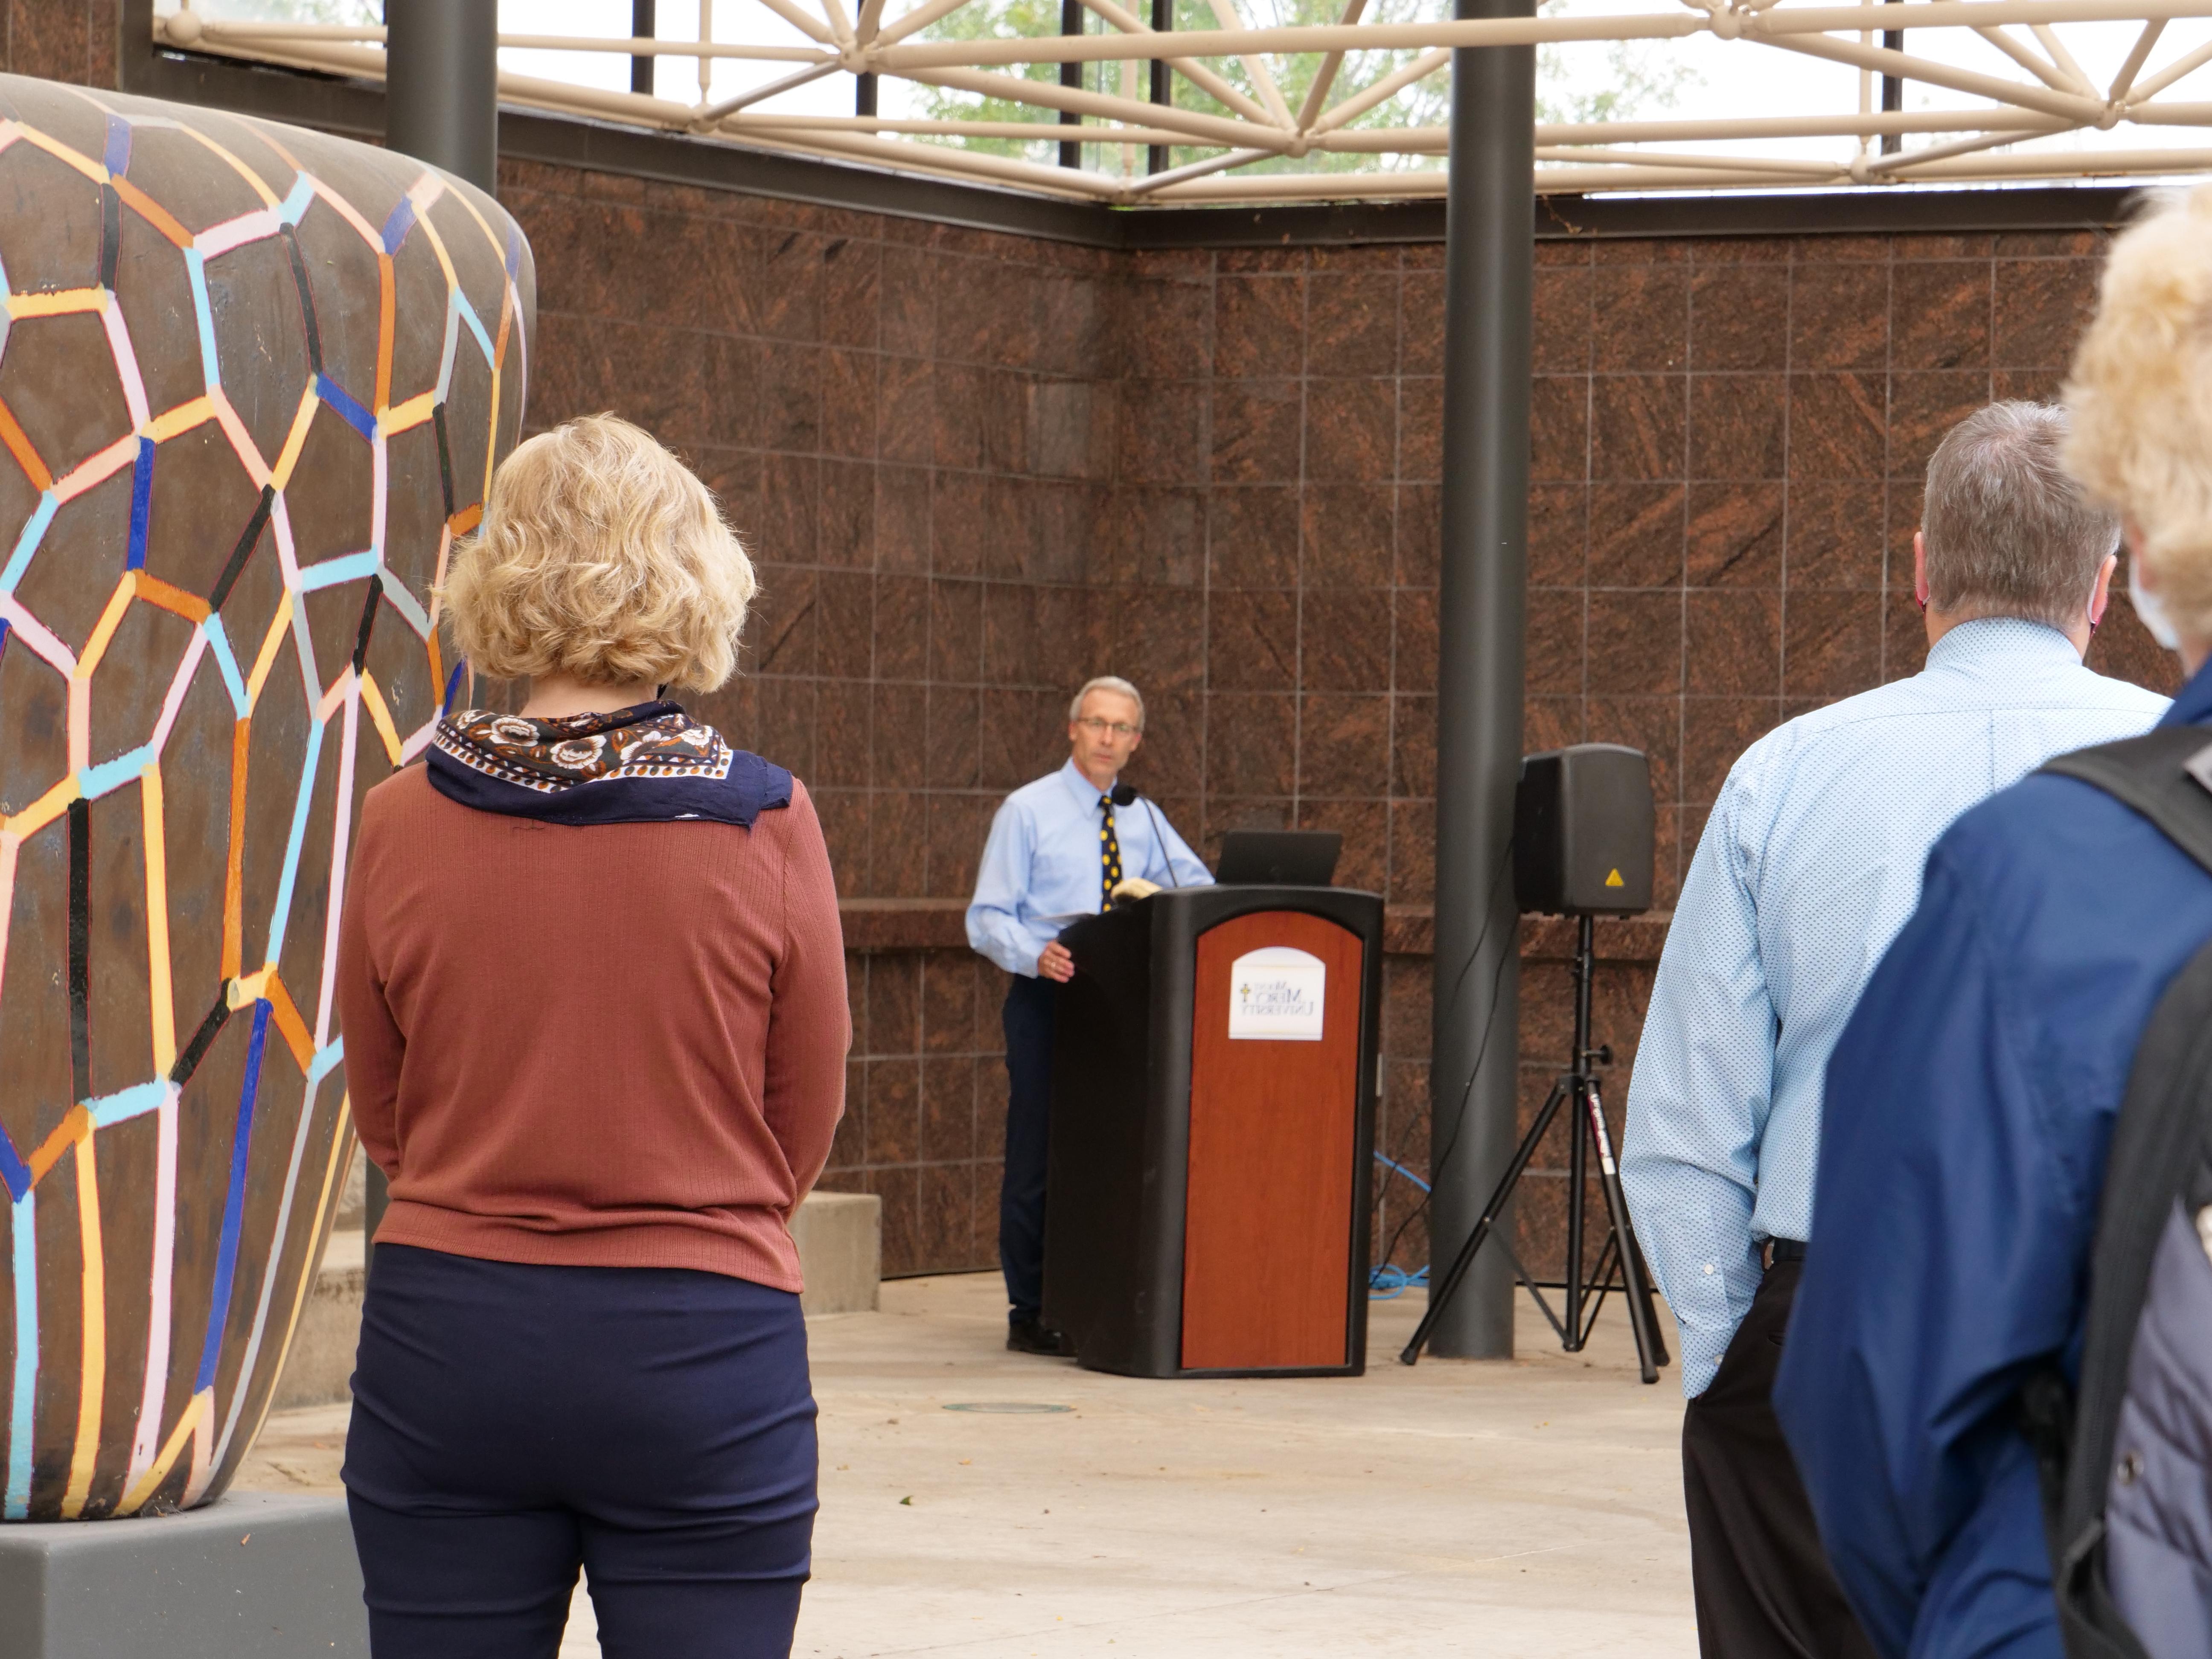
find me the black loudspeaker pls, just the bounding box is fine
[1513,745,1654,917]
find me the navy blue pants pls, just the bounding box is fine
[999,974,1059,1323]
[344,1243,817,1659]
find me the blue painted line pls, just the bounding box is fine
[314,373,374,442]
[6,1187,37,1518]
[260,717,324,970]
[379,576,428,640]
[441,657,467,716]
[102,114,131,180]
[277,174,315,228]
[1,493,58,594]
[0,1124,28,1202]
[306,1038,344,1090]
[125,437,154,570]
[79,745,154,803]
[184,250,221,395]
[505,224,523,279]
[203,616,248,717]
[454,293,495,364]
[379,196,415,256]
[195,1001,269,1395]
[89,1080,166,1130]
[296,550,378,594]
[0,616,10,669]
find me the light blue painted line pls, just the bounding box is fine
[434,294,460,401]
[79,745,154,802]
[203,616,247,717]
[454,292,494,364]
[296,550,377,594]
[379,575,429,639]
[89,1080,166,1130]
[6,1188,36,1520]
[260,717,324,969]
[306,1038,344,1090]
[185,249,220,393]
[278,174,315,227]
[1,493,58,595]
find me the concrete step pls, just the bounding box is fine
[269,1190,884,1410]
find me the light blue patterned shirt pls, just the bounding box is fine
[966,760,1213,977]
[1621,619,2168,1397]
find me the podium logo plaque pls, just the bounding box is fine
[1227,947,1326,1042]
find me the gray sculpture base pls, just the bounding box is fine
[0,1491,367,1658]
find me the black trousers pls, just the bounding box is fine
[998,973,1059,1323]
[1681,1259,1877,1659]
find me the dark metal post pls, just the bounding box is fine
[1880,0,1903,154]
[370,0,498,1257]
[1427,0,1534,1359]
[631,0,658,96]
[857,73,879,115]
[386,0,498,193]
[1148,0,1172,174]
[1059,0,1083,169]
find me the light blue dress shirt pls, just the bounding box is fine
[1621,618,2168,1398]
[966,760,1214,977]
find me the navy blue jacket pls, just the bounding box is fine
[1775,660,2212,1659]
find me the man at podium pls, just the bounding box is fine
[966,676,1212,1355]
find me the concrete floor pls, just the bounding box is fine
[238,1272,1694,1658]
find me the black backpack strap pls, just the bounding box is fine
[2030,725,2212,1659]
[2041,726,2212,876]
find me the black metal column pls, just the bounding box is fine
[1060,0,1083,169]
[1880,0,1903,155]
[367,0,498,1258]
[1427,0,1534,1358]
[631,0,658,96]
[1148,0,1172,175]
[386,0,499,194]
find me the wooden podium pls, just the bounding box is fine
[1042,886,1384,1378]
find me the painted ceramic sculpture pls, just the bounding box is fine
[0,76,532,1519]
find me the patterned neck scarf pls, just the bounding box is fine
[427,701,792,829]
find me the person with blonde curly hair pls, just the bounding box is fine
[1774,189,2212,1659]
[336,413,848,1659]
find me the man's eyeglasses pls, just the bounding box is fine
[1075,717,1141,739]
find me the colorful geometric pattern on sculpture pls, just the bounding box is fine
[0,80,530,1520]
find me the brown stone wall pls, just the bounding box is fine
[496,167,2178,1282]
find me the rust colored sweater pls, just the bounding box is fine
[335,765,850,1291]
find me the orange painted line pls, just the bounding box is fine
[223,719,248,980]
[141,765,176,1077]
[111,176,193,249]
[116,1389,207,1517]
[271,390,319,490]
[207,390,271,489]
[426,631,445,710]
[54,432,137,504]
[133,571,211,626]
[7,287,105,320]
[374,251,395,415]
[263,974,314,1074]
[7,774,80,840]
[75,576,136,682]
[175,128,278,208]
[381,391,435,435]
[447,503,483,538]
[26,1104,90,1187]
[360,672,404,767]
[244,591,293,713]
[15,125,104,184]
[143,396,215,444]
[0,397,53,492]
[60,1134,106,1519]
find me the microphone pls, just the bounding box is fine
[1108,782,1179,888]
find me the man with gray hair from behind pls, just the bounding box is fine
[967,675,1212,1356]
[1621,402,2168,1659]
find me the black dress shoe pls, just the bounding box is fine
[1006,1318,1071,1356]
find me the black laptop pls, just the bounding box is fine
[1214,830,1342,887]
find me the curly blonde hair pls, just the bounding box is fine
[2064,184,2212,646]
[441,414,754,693]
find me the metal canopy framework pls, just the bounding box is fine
[154,0,2212,204]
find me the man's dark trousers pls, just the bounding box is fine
[1682,1255,1876,1659]
[998,973,1059,1323]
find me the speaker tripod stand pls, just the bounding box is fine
[1400,915,1669,1382]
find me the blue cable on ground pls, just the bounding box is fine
[1369,1151,1431,1298]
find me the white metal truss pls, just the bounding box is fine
[153,0,2212,204]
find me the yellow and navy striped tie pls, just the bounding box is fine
[1098,794,1123,911]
